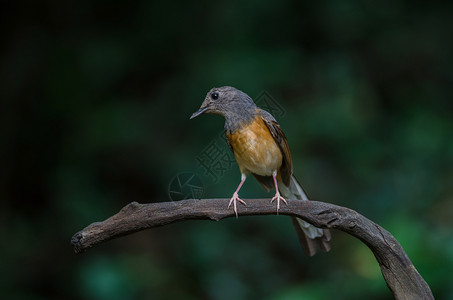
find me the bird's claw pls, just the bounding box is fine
[228,192,247,218]
[270,191,287,214]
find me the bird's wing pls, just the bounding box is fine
[260,109,293,186]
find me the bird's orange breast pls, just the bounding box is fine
[226,116,282,176]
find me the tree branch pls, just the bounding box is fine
[71,198,433,300]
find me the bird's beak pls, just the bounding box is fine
[190,106,209,119]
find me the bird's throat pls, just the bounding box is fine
[224,109,255,133]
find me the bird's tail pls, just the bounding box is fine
[278,175,331,256]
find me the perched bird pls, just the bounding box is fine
[190,86,331,256]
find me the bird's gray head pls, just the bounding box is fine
[190,86,256,122]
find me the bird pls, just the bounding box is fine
[190,86,331,256]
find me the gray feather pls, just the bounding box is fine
[279,175,331,255]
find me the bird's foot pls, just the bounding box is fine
[228,192,247,218]
[270,191,287,214]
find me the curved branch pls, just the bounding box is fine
[71,198,433,300]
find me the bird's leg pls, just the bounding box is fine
[270,170,287,214]
[228,173,247,218]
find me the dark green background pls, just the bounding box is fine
[2,1,452,299]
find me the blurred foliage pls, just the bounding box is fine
[1,0,453,299]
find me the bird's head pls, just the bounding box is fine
[190,86,255,120]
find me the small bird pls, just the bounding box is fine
[190,86,331,256]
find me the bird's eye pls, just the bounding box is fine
[211,92,219,100]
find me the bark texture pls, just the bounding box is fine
[71,198,433,300]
